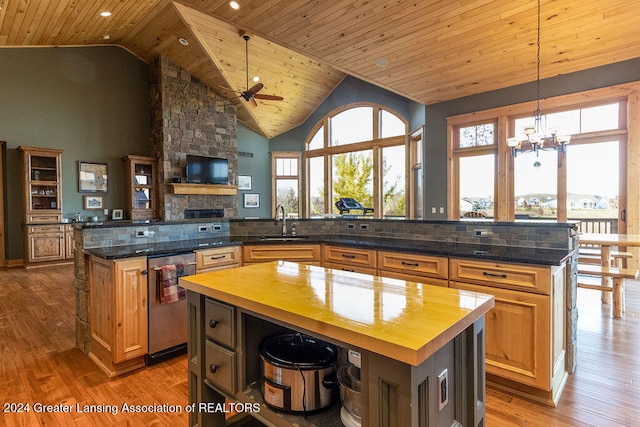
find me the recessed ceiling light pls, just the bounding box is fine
[375,57,389,68]
[178,37,189,46]
[103,35,111,40]
[230,1,240,10]
[252,76,260,83]
[100,11,112,17]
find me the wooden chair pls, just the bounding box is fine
[462,211,486,218]
[577,264,638,317]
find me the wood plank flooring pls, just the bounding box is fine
[1,264,639,426]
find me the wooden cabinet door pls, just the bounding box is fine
[65,225,74,260]
[26,226,65,263]
[113,257,148,363]
[451,280,551,390]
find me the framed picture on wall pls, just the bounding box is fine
[111,209,124,220]
[83,196,103,210]
[243,193,260,208]
[79,162,108,192]
[238,175,252,190]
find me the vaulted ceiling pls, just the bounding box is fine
[1,0,639,138]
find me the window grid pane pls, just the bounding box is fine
[380,110,405,138]
[459,123,495,148]
[459,154,494,218]
[330,107,373,146]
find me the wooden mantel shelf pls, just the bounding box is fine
[168,183,238,195]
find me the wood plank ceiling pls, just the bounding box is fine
[1,0,639,138]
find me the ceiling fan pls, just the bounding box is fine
[239,33,284,107]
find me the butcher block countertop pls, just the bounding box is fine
[180,261,495,366]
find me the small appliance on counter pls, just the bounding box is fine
[338,349,363,427]
[259,332,338,414]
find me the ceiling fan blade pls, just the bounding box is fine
[254,94,284,101]
[248,97,258,108]
[248,82,264,96]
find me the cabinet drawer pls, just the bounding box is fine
[377,251,448,279]
[205,340,237,394]
[243,244,321,264]
[322,245,377,269]
[380,270,449,287]
[204,298,235,348]
[449,258,550,294]
[27,214,62,223]
[324,261,377,276]
[27,224,65,234]
[196,246,241,272]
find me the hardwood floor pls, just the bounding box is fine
[0,264,638,426]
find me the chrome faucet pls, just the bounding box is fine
[276,204,287,236]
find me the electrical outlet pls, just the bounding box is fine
[437,369,448,411]
[439,207,445,214]
[360,223,369,230]
[213,223,222,231]
[431,207,436,214]
[198,225,209,232]
[474,229,489,237]
[347,223,355,230]
[136,229,147,238]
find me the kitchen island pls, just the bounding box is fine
[181,261,495,427]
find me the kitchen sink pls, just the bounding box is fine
[259,235,309,242]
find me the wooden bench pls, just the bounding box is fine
[577,264,638,318]
[578,248,633,266]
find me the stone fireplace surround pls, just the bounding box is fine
[149,56,239,221]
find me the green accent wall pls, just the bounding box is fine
[0,47,150,260]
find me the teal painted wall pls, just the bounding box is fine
[0,47,150,260]
[237,123,271,218]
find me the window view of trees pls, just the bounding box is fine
[273,154,301,217]
[305,103,407,218]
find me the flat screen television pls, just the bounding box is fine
[186,155,229,185]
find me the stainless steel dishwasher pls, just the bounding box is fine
[146,252,196,365]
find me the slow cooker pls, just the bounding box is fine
[259,333,338,413]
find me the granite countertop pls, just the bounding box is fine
[83,234,571,265]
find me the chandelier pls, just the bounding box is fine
[507,0,571,157]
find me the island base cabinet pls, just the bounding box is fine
[88,256,148,378]
[365,318,486,427]
[187,291,488,427]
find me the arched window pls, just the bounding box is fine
[304,103,407,218]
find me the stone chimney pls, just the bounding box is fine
[149,56,238,220]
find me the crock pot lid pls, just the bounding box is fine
[261,333,337,367]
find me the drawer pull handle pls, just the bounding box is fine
[341,254,356,259]
[209,364,219,374]
[483,271,507,279]
[342,268,355,272]
[401,261,419,267]
[210,255,226,260]
[209,319,219,329]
